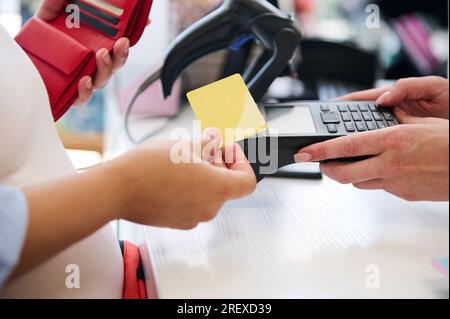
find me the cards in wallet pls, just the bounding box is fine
[15,0,153,121]
[187,74,268,146]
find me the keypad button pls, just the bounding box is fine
[372,112,383,121]
[359,104,369,112]
[369,104,378,111]
[349,104,359,112]
[338,104,348,112]
[362,112,373,121]
[321,104,331,112]
[321,112,341,124]
[377,122,387,129]
[341,113,352,122]
[367,122,377,131]
[387,121,397,127]
[345,122,356,132]
[356,122,366,131]
[352,112,362,121]
[327,124,338,133]
[382,111,395,121]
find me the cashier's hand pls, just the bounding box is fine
[295,110,449,202]
[295,76,450,201]
[339,76,449,119]
[113,128,257,230]
[37,0,138,105]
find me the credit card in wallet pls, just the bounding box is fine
[79,11,118,37]
[69,0,120,25]
[77,0,124,16]
[187,74,268,146]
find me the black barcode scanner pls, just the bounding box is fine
[159,0,301,102]
[125,0,302,140]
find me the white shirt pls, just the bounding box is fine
[0,24,123,298]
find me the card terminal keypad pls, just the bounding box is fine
[319,102,398,134]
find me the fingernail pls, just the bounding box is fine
[376,92,391,105]
[294,153,312,163]
[86,77,92,90]
[102,49,111,65]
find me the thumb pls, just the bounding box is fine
[37,0,65,21]
[217,144,257,199]
[222,143,253,174]
[199,127,222,163]
[376,87,406,107]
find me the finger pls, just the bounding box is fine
[336,87,391,101]
[37,0,65,21]
[320,157,383,185]
[93,48,113,89]
[74,76,93,106]
[147,19,152,26]
[200,128,222,163]
[295,130,389,163]
[218,144,257,199]
[223,144,253,173]
[112,38,130,72]
[379,77,445,106]
[353,179,385,190]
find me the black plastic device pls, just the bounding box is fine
[159,0,301,103]
[128,0,301,109]
[238,101,399,182]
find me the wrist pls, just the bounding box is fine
[93,158,134,221]
[102,150,149,221]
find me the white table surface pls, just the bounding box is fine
[104,97,449,299]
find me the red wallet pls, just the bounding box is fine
[15,0,153,121]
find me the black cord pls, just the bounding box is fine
[124,66,176,144]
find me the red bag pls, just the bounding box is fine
[120,240,148,299]
[15,0,153,121]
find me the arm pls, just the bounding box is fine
[13,159,124,278]
[11,129,256,280]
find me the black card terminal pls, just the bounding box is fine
[238,101,399,182]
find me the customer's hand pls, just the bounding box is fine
[18,128,256,277]
[295,110,449,201]
[37,0,136,105]
[339,76,449,119]
[110,128,257,229]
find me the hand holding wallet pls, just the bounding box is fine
[15,0,154,121]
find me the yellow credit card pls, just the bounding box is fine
[187,74,268,146]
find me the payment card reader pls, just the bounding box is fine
[239,101,399,181]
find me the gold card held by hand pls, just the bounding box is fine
[187,74,268,146]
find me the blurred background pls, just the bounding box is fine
[0,0,448,168]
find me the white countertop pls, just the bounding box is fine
[141,175,448,299]
[104,96,449,299]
